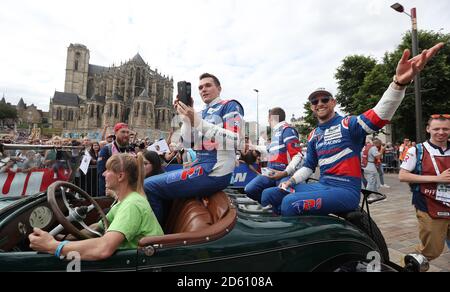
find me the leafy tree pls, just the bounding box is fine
[335,55,377,114]
[383,31,450,141]
[0,102,17,120]
[334,30,450,142]
[296,102,317,139]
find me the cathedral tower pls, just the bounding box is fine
[64,44,90,100]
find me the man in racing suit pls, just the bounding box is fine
[144,73,244,224]
[261,42,445,216]
[244,107,302,202]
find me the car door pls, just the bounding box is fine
[0,249,139,272]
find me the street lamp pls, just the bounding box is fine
[391,2,424,142]
[253,89,260,144]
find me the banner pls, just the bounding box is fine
[0,168,71,197]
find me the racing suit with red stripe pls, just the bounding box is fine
[245,122,301,202]
[144,97,244,224]
[262,84,406,215]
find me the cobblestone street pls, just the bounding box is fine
[369,173,449,272]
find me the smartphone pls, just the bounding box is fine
[261,167,274,177]
[279,186,295,193]
[177,81,192,107]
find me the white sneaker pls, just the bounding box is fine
[381,184,390,188]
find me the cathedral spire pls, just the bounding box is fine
[131,53,146,66]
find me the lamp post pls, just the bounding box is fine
[253,89,260,144]
[391,2,424,142]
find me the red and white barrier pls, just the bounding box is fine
[0,169,70,197]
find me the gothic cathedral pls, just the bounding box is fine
[49,43,174,139]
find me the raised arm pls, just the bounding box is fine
[375,43,445,121]
[101,124,109,141]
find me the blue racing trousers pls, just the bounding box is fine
[261,182,360,216]
[244,175,289,203]
[144,165,232,225]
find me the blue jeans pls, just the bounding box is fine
[144,165,232,225]
[262,182,360,216]
[364,170,380,192]
[244,175,289,203]
[376,164,385,185]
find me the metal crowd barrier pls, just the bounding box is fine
[74,165,99,197]
[383,153,399,173]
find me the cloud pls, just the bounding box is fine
[0,0,448,126]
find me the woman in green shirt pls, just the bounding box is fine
[29,153,163,261]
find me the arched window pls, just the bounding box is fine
[56,108,62,120]
[96,105,100,118]
[142,103,146,115]
[136,68,141,87]
[135,103,140,116]
[75,52,81,71]
[114,104,118,118]
[68,109,73,121]
[89,105,94,118]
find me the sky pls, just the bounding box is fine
[0,0,449,126]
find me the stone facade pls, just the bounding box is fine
[0,97,46,126]
[50,43,174,139]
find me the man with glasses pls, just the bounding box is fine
[399,114,450,261]
[261,42,445,216]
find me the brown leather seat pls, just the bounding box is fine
[169,198,213,234]
[164,191,232,234]
[139,191,237,248]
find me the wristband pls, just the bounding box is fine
[55,240,69,258]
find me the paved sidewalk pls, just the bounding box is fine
[369,173,449,272]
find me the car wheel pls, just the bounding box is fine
[352,210,390,263]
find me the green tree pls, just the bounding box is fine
[296,102,317,139]
[335,55,377,114]
[383,31,450,141]
[334,30,450,142]
[0,102,17,120]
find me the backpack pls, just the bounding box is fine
[409,143,424,192]
[361,143,372,168]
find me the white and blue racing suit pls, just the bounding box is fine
[144,97,244,224]
[244,122,301,202]
[262,84,406,216]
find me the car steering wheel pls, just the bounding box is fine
[47,181,109,240]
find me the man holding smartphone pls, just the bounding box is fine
[144,73,244,225]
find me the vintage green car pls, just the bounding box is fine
[0,144,425,272]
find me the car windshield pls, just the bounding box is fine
[0,143,84,200]
[0,198,17,210]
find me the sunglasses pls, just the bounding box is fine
[311,96,332,106]
[431,114,450,119]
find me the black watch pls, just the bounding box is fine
[393,75,412,87]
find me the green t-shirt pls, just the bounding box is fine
[98,192,164,250]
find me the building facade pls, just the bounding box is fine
[1,97,47,127]
[50,43,174,139]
